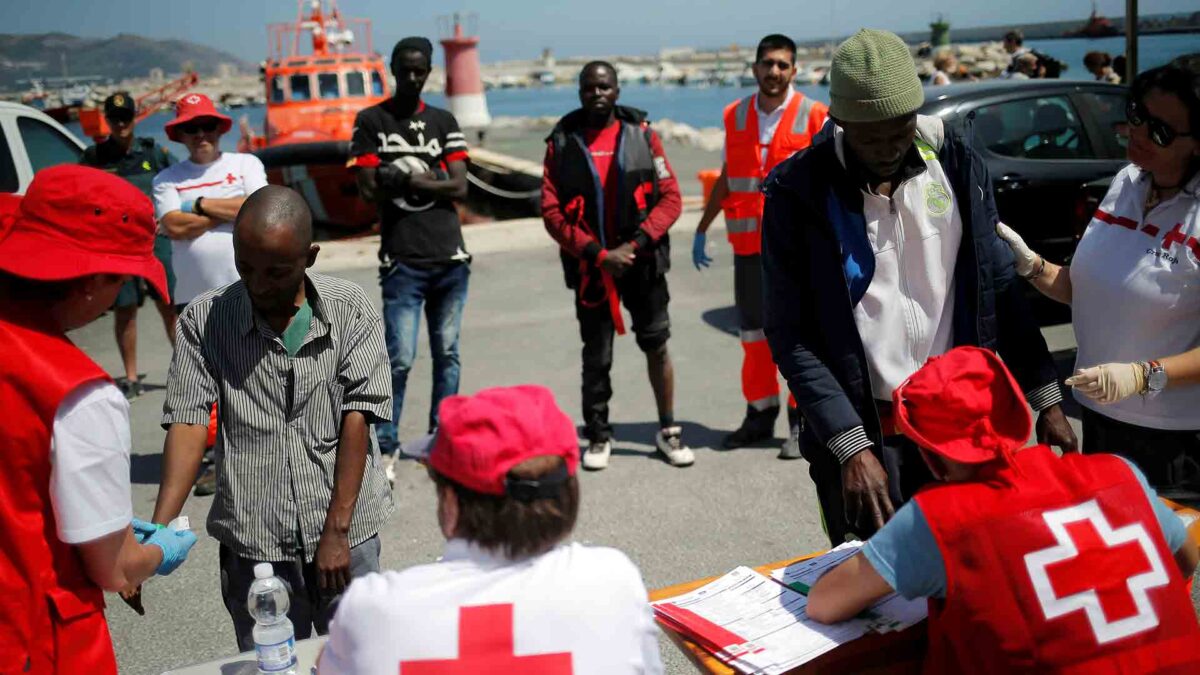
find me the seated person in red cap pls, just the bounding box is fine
[806,346,1200,673]
[317,385,663,675]
[153,92,268,495]
[0,166,197,674]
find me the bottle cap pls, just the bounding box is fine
[253,562,274,580]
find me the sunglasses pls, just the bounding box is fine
[177,120,221,136]
[1126,98,1194,148]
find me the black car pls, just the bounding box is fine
[920,79,1129,266]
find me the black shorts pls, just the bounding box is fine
[575,261,670,349]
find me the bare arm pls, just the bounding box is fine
[806,553,896,624]
[1159,347,1200,389]
[1175,536,1199,579]
[696,164,729,235]
[409,160,468,202]
[324,411,369,537]
[355,167,387,205]
[196,196,248,223]
[151,423,209,525]
[77,526,163,592]
[160,211,217,240]
[1026,260,1073,305]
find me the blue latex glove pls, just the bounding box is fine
[693,232,713,270]
[131,517,158,544]
[145,526,198,576]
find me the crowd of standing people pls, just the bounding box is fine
[1,22,1199,675]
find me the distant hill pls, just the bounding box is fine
[0,32,252,90]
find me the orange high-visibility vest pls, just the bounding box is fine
[721,92,828,256]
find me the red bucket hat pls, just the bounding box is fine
[0,165,168,301]
[892,347,1032,464]
[403,385,580,497]
[164,93,232,142]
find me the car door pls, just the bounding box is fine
[966,91,1125,264]
[7,112,85,191]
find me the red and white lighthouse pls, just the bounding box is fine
[440,13,491,129]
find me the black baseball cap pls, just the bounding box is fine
[104,92,136,118]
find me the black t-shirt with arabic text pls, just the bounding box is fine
[350,99,470,266]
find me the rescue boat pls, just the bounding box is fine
[242,0,540,236]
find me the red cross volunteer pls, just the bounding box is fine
[317,385,663,674]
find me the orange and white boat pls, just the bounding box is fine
[239,0,387,235]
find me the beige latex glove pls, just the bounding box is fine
[1065,363,1146,404]
[995,222,1040,277]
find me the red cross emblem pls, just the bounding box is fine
[226,173,237,184]
[399,604,573,674]
[1024,500,1168,644]
[184,94,201,105]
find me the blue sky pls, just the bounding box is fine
[7,0,1196,64]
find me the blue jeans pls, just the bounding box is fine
[376,260,470,454]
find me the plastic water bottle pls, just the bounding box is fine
[248,563,297,674]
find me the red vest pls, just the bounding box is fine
[915,446,1200,674]
[0,305,115,673]
[721,92,828,256]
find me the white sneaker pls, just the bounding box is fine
[383,453,397,489]
[582,440,612,471]
[656,426,695,467]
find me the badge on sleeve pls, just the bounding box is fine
[654,156,671,180]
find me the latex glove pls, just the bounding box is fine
[1065,363,1145,404]
[145,526,198,576]
[692,232,713,270]
[995,222,1039,277]
[131,518,158,544]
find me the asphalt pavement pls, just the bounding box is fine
[78,210,1136,674]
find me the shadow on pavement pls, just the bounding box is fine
[700,305,739,338]
[580,420,781,458]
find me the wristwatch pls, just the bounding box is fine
[1141,360,1167,395]
[193,196,206,216]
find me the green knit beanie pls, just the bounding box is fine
[829,29,924,123]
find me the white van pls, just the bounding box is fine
[0,101,87,193]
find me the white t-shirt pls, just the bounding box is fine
[1070,165,1200,429]
[318,540,664,675]
[153,152,268,304]
[49,380,133,544]
[836,122,963,401]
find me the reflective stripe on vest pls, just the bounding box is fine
[733,95,753,133]
[727,176,760,193]
[726,217,759,234]
[792,96,817,135]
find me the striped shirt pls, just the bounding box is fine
[163,273,394,562]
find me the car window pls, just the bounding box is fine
[1077,91,1128,158]
[17,117,81,173]
[346,72,366,97]
[0,124,19,192]
[972,96,1094,160]
[370,71,385,96]
[270,76,286,104]
[318,73,340,100]
[289,74,312,102]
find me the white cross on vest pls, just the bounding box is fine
[1023,499,1169,644]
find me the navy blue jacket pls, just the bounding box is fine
[761,117,1061,458]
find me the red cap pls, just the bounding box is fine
[0,165,168,301]
[405,385,579,496]
[892,347,1032,464]
[164,93,232,141]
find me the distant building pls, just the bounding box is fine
[149,67,165,82]
[217,63,239,79]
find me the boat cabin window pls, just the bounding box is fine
[371,71,385,96]
[318,73,340,100]
[270,76,286,104]
[289,74,312,102]
[346,72,366,97]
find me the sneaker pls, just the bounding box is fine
[383,453,397,489]
[721,406,779,449]
[193,464,217,496]
[582,440,612,471]
[778,423,803,460]
[656,426,695,467]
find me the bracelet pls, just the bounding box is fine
[1024,256,1046,280]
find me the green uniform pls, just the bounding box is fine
[81,136,176,305]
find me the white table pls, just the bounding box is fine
[162,638,327,674]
